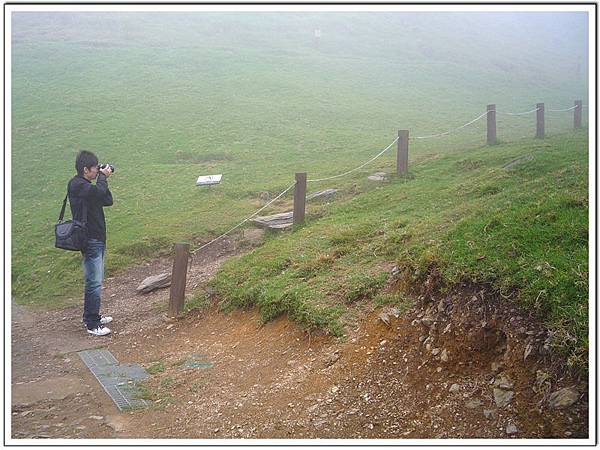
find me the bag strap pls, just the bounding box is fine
[58,178,88,224]
[58,192,69,223]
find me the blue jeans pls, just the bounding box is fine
[82,239,105,330]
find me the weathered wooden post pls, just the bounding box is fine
[169,242,190,317]
[293,172,307,225]
[486,104,497,145]
[397,130,409,175]
[536,103,545,138]
[574,100,582,129]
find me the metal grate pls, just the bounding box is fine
[78,349,150,411]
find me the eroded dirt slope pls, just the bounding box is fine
[11,232,588,440]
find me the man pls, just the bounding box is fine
[69,150,114,336]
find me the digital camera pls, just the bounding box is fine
[98,163,115,173]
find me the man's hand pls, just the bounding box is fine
[100,166,112,177]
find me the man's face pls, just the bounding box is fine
[83,165,98,181]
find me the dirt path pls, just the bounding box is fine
[11,231,589,440]
[11,233,244,439]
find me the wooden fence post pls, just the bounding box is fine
[536,103,545,138]
[169,242,190,317]
[574,100,582,129]
[293,172,307,225]
[397,130,409,175]
[487,104,497,145]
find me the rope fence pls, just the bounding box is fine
[497,107,540,116]
[548,105,578,112]
[412,110,490,140]
[166,99,588,316]
[190,182,297,256]
[307,137,399,183]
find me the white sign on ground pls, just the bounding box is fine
[196,174,223,186]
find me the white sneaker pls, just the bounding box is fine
[87,325,111,336]
[100,316,113,325]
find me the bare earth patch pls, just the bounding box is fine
[11,231,588,440]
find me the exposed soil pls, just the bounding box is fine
[11,229,589,441]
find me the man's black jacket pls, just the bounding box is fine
[68,173,113,243]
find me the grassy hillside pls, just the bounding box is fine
[210,131,589,368]
[10,12,588,311]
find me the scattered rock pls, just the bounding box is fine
[449,384,460,393]
[378,307,400,327]
[421,316,434,327]
[391,266,400,277]
[440,349,448,362]
[534,370,551,394]
[493,388,514,408]
[378,312,391,327]
[548,387,579,409]
[389,307,401,317]
[506,423,518,435]
[307,188,338,202]
[494,374,514,390]
[437,299,445,313]
[465,399,483,409]
[136,273,171,294]
[368,172,387,181]
[252,211,294,230]
[483,409,497,420]
[324,351,340,367]
[491,362,503,373]
[431,348,441,356]
[307,404,319,413]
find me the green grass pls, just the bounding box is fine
[211,131,588,368]
[10,13,587,309]
[146,361,166,374]
[10,13,588,366]
[183,291,211,314]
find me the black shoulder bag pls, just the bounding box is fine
[55,180,88,251]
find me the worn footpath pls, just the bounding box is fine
[11,231,589,440]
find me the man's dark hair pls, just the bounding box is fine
[76,150,98,176]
